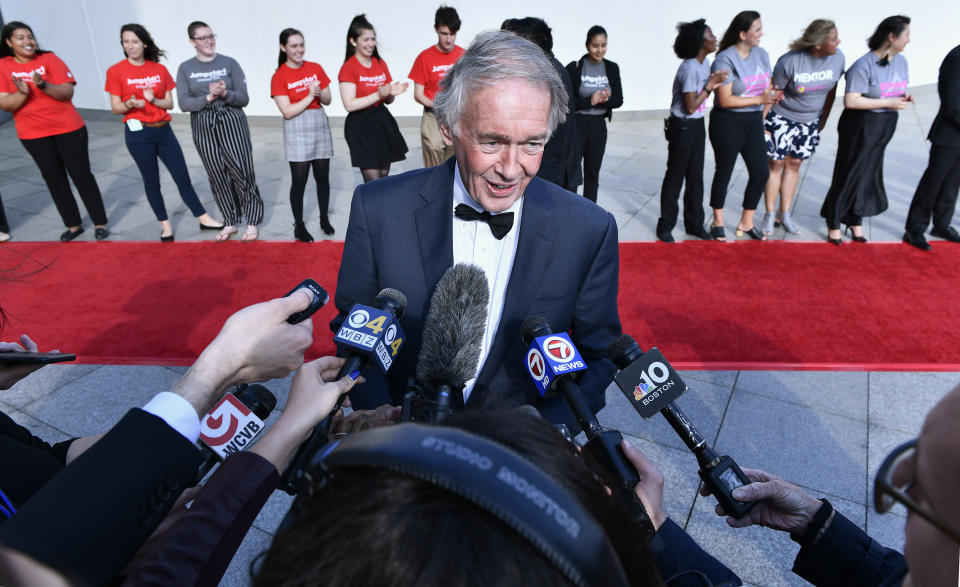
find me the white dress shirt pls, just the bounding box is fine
[451,162,523,403]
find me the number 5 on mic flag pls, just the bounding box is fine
[613,348,687,418]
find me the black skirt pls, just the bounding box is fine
[820,109,899,226]
[343,104,408,168]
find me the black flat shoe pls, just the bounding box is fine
[294,223,314,243]
[657,231,675,243]
[903,231,931,251]
[930,226,960,243]
[320,215,335,236]
[686,227,712,240]
[95,227,110,241]
[60,227,84,242]
[199,222,226,231]
[845,225,867,243]
[160,233,175,242]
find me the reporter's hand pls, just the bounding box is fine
[328,403,401,440]
[700,467,821,534]
[174,289,315,415]
[281,356,362,440]
[621,439,668,530]
[0,334,47,390]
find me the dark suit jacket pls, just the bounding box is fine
[0,409,202,586]
[929,44,960,148]
[0,410,73,513]
[538,56,580,187]
[332,158,622,431]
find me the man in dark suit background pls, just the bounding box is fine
[904,44,960,250]
[332,30,621,431]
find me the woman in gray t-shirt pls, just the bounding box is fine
[761,20,844,236]
[820,15,913,245]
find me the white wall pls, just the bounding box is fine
[3,0,952,118]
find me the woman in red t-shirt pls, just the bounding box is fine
[0,21,108,242]
[271,28,335,242]
[105,24,222,242]
[338,14,409,184]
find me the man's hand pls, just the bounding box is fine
[172,290,315,415]
[328,403,401,440]
[700,467,822,534]
[0,334,48,390]
[621,439,668,530]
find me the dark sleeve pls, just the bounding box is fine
[0,409,203,586]
[176,64,208,112]
[122,451,278,587]
[647,518,743,586]
[792,511,907,586]
[330,182,379,337]
[602,60,623,113]
[538,211,620,426]
[570,58,600,112]
[223,57,250,108]
[940,48,960,128]
[566,60,580,102]
[0,410,73,463]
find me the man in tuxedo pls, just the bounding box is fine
[332,30,621,431]
[904,44,960,250]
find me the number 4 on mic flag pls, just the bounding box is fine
[614,348,688,419]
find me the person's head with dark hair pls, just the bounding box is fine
[435,6,461,33]
[120,24,166,62]
[718,10,761,54]
[255,407,662,586]
[501,16,553,54]
[585,25,607,63]
[674,19,716,60]
[868,15,911,60]
[1,21,48,60]
[186,21,209,40]
[277,28,304,68]
[345,14,382,64]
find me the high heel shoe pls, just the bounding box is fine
[845,225,867,243]
[761,211,775,235]
[778,211,801,234]
[735,225,767,240]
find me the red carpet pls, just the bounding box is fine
[2,241,958,370]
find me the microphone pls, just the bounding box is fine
[195,384,277,483]
[412,263,489,421]
[608,335,755,519]
[520,317,639,488]
[280,288,408,495]
[333,288,408,380]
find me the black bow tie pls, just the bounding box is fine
[454,204,514,240]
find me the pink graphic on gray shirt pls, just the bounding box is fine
[880,80,907,98]
[741,68,770,97]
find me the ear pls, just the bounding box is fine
[438,121,455,147]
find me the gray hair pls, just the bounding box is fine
[433,30,567,138]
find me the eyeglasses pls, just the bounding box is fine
[193,34,216,42]
[873,439,960,543]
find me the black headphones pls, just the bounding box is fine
[311,423,630,587]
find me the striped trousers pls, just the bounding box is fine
[191,103,264,225]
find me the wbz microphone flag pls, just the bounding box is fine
[200,393,266,459]
[525,332,587,397]
[334,303,405,373]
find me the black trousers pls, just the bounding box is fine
[659,117,706,233]
[708,109,768,211]
[905,143,960,235]
[575,113,607,203]
[20,126,107,227]
[0,194,8,233]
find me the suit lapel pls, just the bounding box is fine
[415,159,456,294]
[471,179,558,402]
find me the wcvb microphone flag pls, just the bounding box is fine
[200,393,266,459]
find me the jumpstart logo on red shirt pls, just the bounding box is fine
[11,65,45,81]
[287,74,318,91]
[126,74,162,90]
[358,73,387,86]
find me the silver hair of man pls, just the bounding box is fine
[433,30,568,139]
